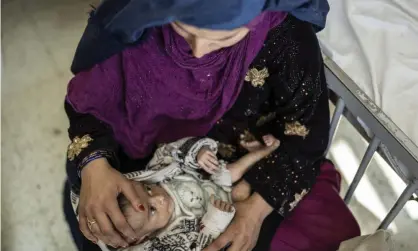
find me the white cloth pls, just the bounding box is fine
[338,230,394,251]
[318,0,418,146]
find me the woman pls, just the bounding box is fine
[64,1,359,251]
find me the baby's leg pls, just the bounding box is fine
[231,180,251,202]
[227,135,280,182]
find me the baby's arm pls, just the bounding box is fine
[228,135,280,183]
[147,137,218,171]
[196,196,235,249]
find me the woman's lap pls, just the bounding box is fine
[270,161,361,251]
[63,161,360,251]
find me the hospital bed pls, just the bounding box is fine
[318,0,418,230]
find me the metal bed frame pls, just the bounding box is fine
[323,53,418,230]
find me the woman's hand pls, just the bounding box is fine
[203,193,273,251]
[78,158,142,248]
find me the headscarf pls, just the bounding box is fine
[71,0,329,73]
[101,0,329,43]
[67,12,287,158]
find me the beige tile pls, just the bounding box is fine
[23,0,92,73]
[2,211,60,251]
[2,74,70,221]
[2,2,59,95]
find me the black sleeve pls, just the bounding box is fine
[65,101,120,180]
[244,17,330,216]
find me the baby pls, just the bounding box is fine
[115,134,280,251]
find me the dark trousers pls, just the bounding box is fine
[63,180,282,251]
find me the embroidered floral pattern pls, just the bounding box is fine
[240,130,257,142]
[289,189,309,211]
[284,121,310,138]
[217,143,236,159]
[67,135,93,161]
[245,67,269,87]
[256,112,277,127]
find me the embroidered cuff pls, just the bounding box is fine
[77,150,115,178]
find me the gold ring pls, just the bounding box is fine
[87,218,97,231]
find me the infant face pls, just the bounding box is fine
[119,181,174,242]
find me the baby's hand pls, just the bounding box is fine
[210,195,234,213]
[197,147,219,174]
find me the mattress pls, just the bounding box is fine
[318,0,418,147]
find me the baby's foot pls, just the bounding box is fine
[262,134,278,147]
[251,134,280,158]
[240,134,280,153]
[240,139,263,152]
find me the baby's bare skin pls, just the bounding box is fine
[197,135,280,202]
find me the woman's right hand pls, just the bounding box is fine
[78,158,142,248]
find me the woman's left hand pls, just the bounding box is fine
[203,193,273,251]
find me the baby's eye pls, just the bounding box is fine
[145,185,153,195]
[149,206,156,216]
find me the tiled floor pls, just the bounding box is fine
[2,1,417,251]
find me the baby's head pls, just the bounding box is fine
[118,181,174,243]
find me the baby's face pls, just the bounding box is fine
[123,182,174,241]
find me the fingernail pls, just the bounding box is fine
[138,204,145,211]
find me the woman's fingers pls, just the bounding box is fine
[79,215,97,244]
[203,228,234,251]
[120,181,142,212]
[84,209,112,245]
[94,212,128,248]
[227,237,248,251]
[106,200,137,244]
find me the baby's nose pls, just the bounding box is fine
[151,195,166,206]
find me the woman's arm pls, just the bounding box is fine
[244,17,330,216]
[65,100,120,187]
[66,101,142,247]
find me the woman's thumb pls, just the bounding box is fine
[121,181,143,212]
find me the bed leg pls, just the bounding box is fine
[378,180,418,230]
[344,136,381,204]
[327,98,345,154]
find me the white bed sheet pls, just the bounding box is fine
[318,0,418,147]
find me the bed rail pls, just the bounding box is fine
[322,54,418,230]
